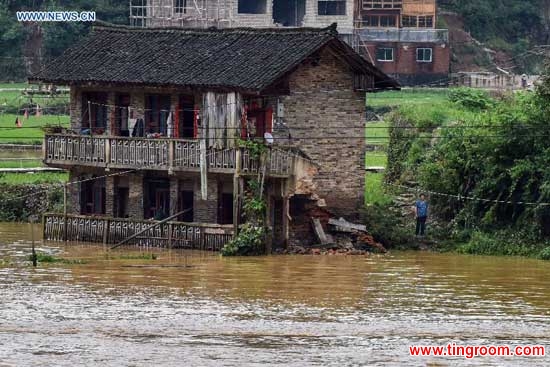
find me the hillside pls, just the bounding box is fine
[439,0,547,73]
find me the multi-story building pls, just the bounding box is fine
[130,0,355,38]
[128,0,449,86]
[356,0,449,86]
[33,24,398,250]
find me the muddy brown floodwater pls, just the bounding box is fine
[0,222,549,366]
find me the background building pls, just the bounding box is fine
[355,0,450,86]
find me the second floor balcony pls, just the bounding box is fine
[44,134,295,177]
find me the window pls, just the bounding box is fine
[376,47,394,62]
[174,0,186,14]
[145,94,171,136]
[318,0,346,15]
[417,48,432,62]
[380,15,396,27]
[363,15,379,27]
[80,176,106,215]
[418,15,433,28]
[238,0,266,14]
[402,15,416,27]
[362,0,402,9]
[81,92,107,134]
[402,15,434,28]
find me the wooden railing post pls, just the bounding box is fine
[63,184,68,242]
[105,137,111,169]
[233,148,242,237]
[168,139,174,174]
[103,218,110,251]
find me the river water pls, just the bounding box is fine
[0,223,549,366]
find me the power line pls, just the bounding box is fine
[387,182,550,207]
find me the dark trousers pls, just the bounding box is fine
[416,216,427,236]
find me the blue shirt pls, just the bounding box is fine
[415,200,428,217]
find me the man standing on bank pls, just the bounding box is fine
[414,194,429,237]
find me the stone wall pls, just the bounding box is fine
[275,47,366,218]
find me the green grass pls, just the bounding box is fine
[0,114,69,144]
[367,88,450,108]
[365,153,387,168]
[0,83,28,89]
[366,121,390,146]
[0,172,67,184]
[365,173,392,205]
[29,252,87,264]
[0,159,43,168]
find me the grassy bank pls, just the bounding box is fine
[0,114,69,144]
[0,181,64,221]
[0,172,67,185]
[0,81,69,145]
[376,85,550,260]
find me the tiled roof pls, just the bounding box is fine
[30,23,399,92]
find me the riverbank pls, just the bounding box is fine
[0,182,64,221]
[365,87,550,260]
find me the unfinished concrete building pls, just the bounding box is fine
[129,0,355,37]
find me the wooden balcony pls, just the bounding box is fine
[44,134,294,177]
[43,213,234,250]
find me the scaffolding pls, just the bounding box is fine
[129,0,233,28]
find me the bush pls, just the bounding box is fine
[457,230,541,257]
[361,203,413,249]
[448,88,494,111]
[538,247,550,260]
[221,224,265,256]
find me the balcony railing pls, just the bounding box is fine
[43,213,234,251]
[44,134,294,177]
[357,28,448,43]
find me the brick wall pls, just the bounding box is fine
[128,172,143,219]
[194,176,219,223]
[274,47,366,218]
[365,42,450,86]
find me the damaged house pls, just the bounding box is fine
[33,24,398,250]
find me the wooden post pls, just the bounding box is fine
[233,148,241,237]
[63,184,68,242]
[168,139,174,174]
[30,221,37,267]
[282,196,289,249]
[102,219,110,251]
[88,101,92,135]
[105,137,111,170]
[168,222,173,249]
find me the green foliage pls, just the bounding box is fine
[0,183,64,221]
[29,252,87,264]
[237,138,268,159]
[448,88,494,111]
[365,173,392,205]
[538,247,550,260]
[456,230,545,258]
[0,1,128,81]
[361,203,412,249]
[221,224,265,256]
